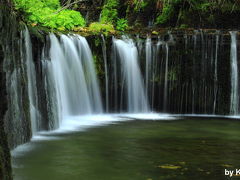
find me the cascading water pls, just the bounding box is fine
[101,35,109,112]
[7,29,240,145]
[41,57,60,130]
[43,34,103,129]
[77,36,103,113]
[230,31,239,115]
[111,37,119,111]
[163,44,169,111]
[162,33,174,111]
[145,37,152,96]
[24,28,40,135]
[4,28,40,147]
[152,39,163,109]
[114,37,150,113]
[107,32,238,115]
[213,31,220,114]
[145,37,160,109]
[24,31,240,122]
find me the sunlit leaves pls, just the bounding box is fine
[13,0,86,30]
[116,18,128,31]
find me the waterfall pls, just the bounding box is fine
[114,37,150,113]
[213,32,220,114]
[230,31,239,115]
[6,27,240,152]
[76,36,103,113]
[101,35,109,112]
[4,28,40,147]
[43,34,103,128]
[23,31,240,123]
[41,58,60,130]
[111,37,119,111]
[24,28,40,134]
[163,44,169,112]
[7,29,240,143]
[136,35,143,57]
[145,37,152,97]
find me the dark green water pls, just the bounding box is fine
[12,117,240,180]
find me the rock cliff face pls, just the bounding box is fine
[0,0,29,179]
[0,1,14,179]
[1,2,32,150]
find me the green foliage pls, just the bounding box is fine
[133,0,148,12]
[155,0,234,25]
[13,0,86,30]
[156,3,174,25]
[100,0,119,24]
[116,18,128,31]
[88,22,115,35]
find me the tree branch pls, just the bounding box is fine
[54,0,88,14]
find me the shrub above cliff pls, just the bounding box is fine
[13,0,86,30]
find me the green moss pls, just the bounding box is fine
[88,22,115,35]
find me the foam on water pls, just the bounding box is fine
[13,113,240,158]
[57,115,129,132]
[50,113,176,133]
[11,113,177,157]
[118,113,177,120]
[11,143,35,158]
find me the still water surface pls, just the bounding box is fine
[12,117,240,180]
